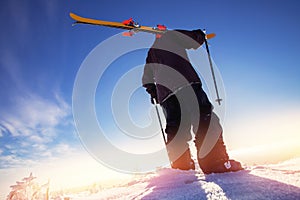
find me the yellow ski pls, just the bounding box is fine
[70,13,216,39]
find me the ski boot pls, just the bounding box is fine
[170,148,195,170]
[199,158,243,174]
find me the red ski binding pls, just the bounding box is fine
[122,18,134,26]
[156,24,167,31]
[122,18,140,28]
[153,24,167,38]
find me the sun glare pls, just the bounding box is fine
[225,108,300,165]
[30,153,131,192]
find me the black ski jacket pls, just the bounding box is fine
[142,29,206,103]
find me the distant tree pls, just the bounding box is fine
[7,173,49,200]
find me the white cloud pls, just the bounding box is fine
[0,141,79,169]
[0,90,75,169]
[29,135,46,144]
[0,154,37,169]
[4,145,13,150]
[53,143,74,154]
[1,92,71,141]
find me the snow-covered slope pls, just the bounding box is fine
[64,158,300,200]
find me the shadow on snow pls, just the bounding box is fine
[140,169,300,200]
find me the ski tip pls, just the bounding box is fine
[69,12,82,21]
[69,12,76,18]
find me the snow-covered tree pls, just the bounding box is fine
[7,173,49,200]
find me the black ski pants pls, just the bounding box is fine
[161,84,212,160]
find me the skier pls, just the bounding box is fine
[142,29,243,173]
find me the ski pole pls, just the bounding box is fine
[203,30,222,105]
[152,98,167,145]
[153,98,174,168]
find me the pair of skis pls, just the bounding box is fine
[70,13,215,39]
[69,12,222,105]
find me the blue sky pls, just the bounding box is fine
[1,0,300,195]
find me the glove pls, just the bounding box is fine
[143,83,158,104]
[193,29,206,46]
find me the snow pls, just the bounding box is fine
[58,158,300,200]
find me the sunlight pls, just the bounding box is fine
[230,140,300,165]
[30,153,131,192]
[225,107,300,165]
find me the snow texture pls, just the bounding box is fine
[62,158,300,200]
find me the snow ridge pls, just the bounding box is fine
[65,159,300,200]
